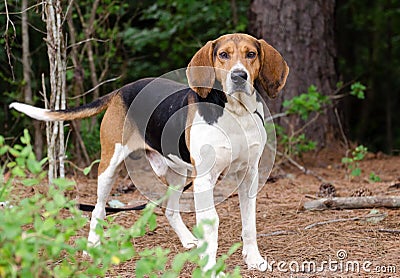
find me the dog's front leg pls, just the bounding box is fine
[193,174,219,273]
[237,166,267,271]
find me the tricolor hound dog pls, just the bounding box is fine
[10,33,288,273]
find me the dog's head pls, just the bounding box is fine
[186,33,289,98]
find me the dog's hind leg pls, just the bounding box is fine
[87,143,128,246]
[164,169,198,249]
[87,96,130,247]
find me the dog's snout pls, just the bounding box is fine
[231,70,248,84]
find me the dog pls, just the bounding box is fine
[10,33,288,274]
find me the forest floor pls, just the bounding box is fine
[17,148,400,277]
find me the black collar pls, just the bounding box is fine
[254,110,264,125]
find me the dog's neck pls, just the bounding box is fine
[225,90,258,117]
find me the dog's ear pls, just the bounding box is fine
[255,39,289,98]
[186,40,216,98]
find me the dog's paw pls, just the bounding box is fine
[246,257,267,272]
[180,234,199,249]
[182,238,199,249]
[243,246,267,272]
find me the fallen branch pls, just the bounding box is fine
[371,229,400,234]
[257,230,296,237]
[304,214,387,230]
[304,196,400,211]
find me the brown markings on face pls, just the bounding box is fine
[187,33,289,98]
[213,34,261,90]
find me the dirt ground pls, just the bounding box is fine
[21,149,400,277]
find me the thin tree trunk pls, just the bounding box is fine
[21,0,44,159]
[249,0,338,146]
[43,0,66,182]
[21,0,31,104]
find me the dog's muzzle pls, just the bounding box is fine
[231,70,248,85]
[230,69,252,95]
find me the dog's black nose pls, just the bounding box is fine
[231,70,248,84]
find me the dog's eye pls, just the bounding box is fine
[246,51,256,59]
[219,52,229,60]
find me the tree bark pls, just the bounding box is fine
[21,0,32,105]
[43,0,67,182]
[21,0,44,160]
[249,0,338,146]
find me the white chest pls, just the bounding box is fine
[190,107,266,172]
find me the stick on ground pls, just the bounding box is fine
[304,214,387,230]
[304,196,400,211]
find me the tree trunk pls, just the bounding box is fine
[21,0,32,105]
[43,0,67,182]
[249,0,338,146]
[21,0,43,160]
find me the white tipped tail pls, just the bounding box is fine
[9,102,52,121]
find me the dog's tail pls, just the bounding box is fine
[9,91,117,121]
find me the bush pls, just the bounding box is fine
[0,130,241,277]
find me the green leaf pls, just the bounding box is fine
[136,258,154,278]
[0,145,9,155]
[39,157,48,166]
[83,159,100,175]
[19,145,32,158]
[11,166,26,178]
[350,82,366,99]
[27,158,43,174]
[148,213,157,231]
[22,129,31,145]
[172,252,190,272]
[52,178,76,190]
[227,242,241,256]
[351,167,361,177]
[8,148,20,157]
[21,178,40,186]
[369,172,381,182]
[192,268,203,278]
[83,167,91,176]
[7,161,16,168]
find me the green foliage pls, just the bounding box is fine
[0,129,47,201]
[274,85,329,159]
[369,171,381,183]
[83,159,101,175]
[121,0,249,78]
[341,145,368,180]
[349,82,366,99]
[0,130,241,277]
[283,85,331,121]
[337,1,400,153]
[274,124,317,158]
